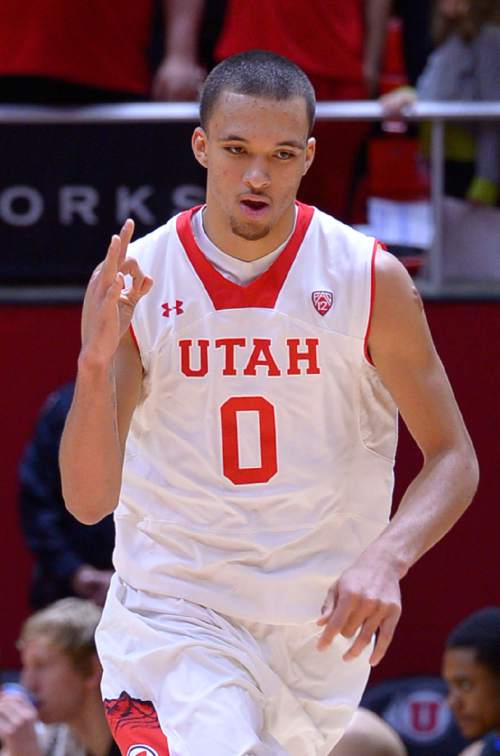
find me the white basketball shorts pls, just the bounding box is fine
[96,574,371,756]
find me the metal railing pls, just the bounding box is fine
[1,101,499,301]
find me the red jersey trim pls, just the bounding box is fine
[363,239,378,366]
[176,202,315,310]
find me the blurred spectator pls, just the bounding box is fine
[19,382,114,609]
[213,0,392,222]
[332,707,408,755]
[362,675,468,756]
[151,0,206,102]
[381,0,500,206]
[0,598,118,756]
[0,0,205,104]
[392,0,433,86]
[442,607,500,756]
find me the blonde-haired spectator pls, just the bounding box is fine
[0,598,118,756]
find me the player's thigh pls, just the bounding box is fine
[103,670,282,756]
[97,577,285,755]
[271,624,372,756]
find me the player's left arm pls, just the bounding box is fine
[317,249,479,663]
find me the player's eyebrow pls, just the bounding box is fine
[218,135,305,149]
[276,140,305,150]
[218,134,248,142]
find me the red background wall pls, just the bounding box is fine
[1,301,499,681]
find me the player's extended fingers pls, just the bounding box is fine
[369,607,401,667]
[340,595,382,639]
[316,586,336,627]
[98,234,122,287]
[120,258,145,301]
[139,274,154,297]
[120,259,154,301]
[342,612,383,661]
[118,218,135,267]
[317,591,356,651]
[102,272,125,307]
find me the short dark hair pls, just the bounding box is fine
[446,607,500,677]
[199,50,316,136]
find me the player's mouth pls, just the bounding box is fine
[239,196,271,219]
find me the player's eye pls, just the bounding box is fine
[225,145,245,155]
[275,150,294,160]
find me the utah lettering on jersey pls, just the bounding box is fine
[178,337,320,377]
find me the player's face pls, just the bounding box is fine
[20,638,93,725]
[442,647,500,739]
[192,91,315,243]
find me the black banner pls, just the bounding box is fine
[0,122,206,284]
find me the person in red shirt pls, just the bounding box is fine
[215,0,392,221]
[0,0,205,103]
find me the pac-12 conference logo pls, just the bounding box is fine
[312,290,333,316]
[127,746,159,756]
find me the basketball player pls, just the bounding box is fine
[60,51,479,756]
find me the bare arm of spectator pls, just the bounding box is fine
[363,0,393,96]
[152,0,206,101]
[70,565,113,607]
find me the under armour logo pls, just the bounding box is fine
[161,300,184,317]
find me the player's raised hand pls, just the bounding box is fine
[316,552,402,666]
[81,219,153,364]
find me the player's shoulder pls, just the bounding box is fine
[311,205,373,246]
[373,245,419,306]
[309,205,376,269]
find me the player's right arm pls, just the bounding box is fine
[59,220,153,525]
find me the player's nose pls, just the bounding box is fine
[243,157,271,191]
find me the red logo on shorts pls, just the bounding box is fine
[312,291,333,316]
[104,692,169,755]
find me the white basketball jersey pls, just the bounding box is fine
[114,203,398,623]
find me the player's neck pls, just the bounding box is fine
[202,202,296,262]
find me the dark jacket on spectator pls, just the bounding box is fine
[19,382,115,608]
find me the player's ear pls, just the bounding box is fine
[192,127,209,168]
[303,137,316,176]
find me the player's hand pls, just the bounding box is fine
[152,56,205,101]
[81,219,153,365]
[316,552,402,666]
[0,692,42,756]
[71,565,113,607]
